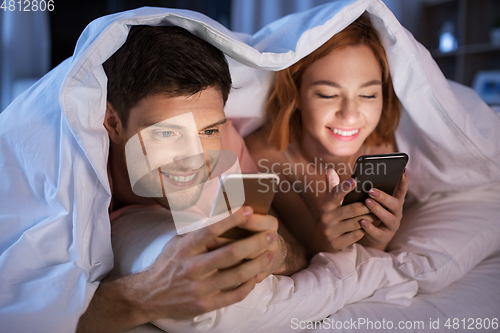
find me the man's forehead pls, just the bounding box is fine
[129,89,225,130]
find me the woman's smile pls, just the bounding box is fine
[327,127,361,141]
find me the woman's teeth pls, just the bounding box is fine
[167,174,196,182]
[332,128,359,137]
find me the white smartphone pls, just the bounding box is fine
[212,173,279,239]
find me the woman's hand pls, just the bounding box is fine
[357,169,409,251]
[312,175,375,254]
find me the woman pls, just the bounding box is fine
[246,14,409,255]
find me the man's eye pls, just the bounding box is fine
[161,131,174,137]
[202,129,219,136]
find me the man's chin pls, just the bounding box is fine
[153,184,204,211]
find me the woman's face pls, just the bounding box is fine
[298,44,383,157]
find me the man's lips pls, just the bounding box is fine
[327,126,361,141]
[161,170,200,187]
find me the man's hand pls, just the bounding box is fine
[77,206,275,333]
[205,211,292,283]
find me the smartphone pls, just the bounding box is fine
[342,153,408,206]
[212,173,279,239]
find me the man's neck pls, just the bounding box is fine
[108,141,157,211]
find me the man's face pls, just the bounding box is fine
[119,87,226,211]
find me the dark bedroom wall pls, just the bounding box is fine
[49,0,231,69]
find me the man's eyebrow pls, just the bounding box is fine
[139,118,227,130]
[141,122,184,130]
[200,118,227,131]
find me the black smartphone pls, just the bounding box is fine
[342,153,408,206]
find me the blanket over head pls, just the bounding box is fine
[1,0,499,332]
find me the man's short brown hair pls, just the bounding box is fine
[103,25,232,128]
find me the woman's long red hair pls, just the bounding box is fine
[264,14,400,151]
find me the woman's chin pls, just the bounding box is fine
[324,141,364,157]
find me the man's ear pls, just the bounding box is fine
[104,101,124,144]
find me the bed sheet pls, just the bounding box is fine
[309,248,500,333]
[126,248,500,333]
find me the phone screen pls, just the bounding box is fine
[342,153,408,206]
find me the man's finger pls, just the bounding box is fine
[207,251,273,292]
[190,230,275,277]
[239,214,278,232]
[206,277,257,312]
[183,206,253,255]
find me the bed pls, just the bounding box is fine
[1,0,499,331]
[125,248,500,333]
[112,177,500,333]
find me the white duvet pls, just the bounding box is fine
[1,0,500,332]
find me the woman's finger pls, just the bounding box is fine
[327,213,376,237]
[365,198,399,231]
[322,178,356,212]
[325,167,340,192]
[329,229,365,251]
[319,202,371,231]
[360,219,388,244]
[393,168,409,202]
[368,188,402,215]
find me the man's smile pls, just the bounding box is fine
[161,170,202,188]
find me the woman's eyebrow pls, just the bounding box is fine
[311,80,382,88]
[311,80,341,88]
[360,80,382,88]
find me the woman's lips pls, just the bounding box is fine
[327,127,361,141]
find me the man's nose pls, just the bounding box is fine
[173,153,206,171]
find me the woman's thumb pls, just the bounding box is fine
[325,167,340,192]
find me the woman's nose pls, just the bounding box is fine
[336,98,359,124]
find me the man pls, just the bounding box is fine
[0,15,305,333]
[75,25,307,332]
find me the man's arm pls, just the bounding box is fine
[77,272,154,332]
[273,221,308,276]
[77,207,277,333]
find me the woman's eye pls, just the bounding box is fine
[317,93,337,99]
[361,95,377,99]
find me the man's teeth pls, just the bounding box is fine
[332,128,359,136]
[167,174,196,182]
